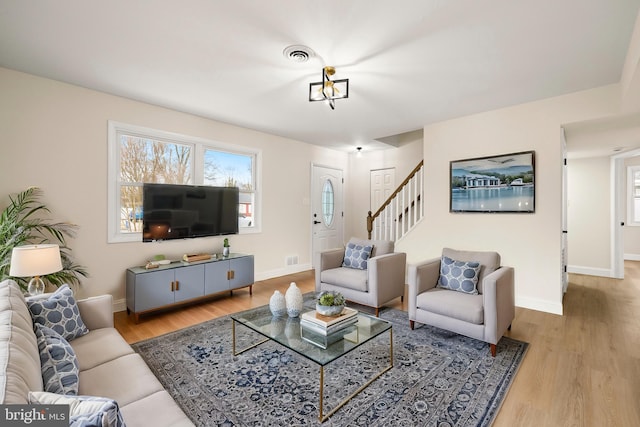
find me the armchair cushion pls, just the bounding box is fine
[320,267,368,292]
[342,242,373,270]
[416,288,484,324]
[437,256,481,295]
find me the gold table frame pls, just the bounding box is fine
[231,314,393,422]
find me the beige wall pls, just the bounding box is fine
[566,157,611,274]
[0,67,348,308]
[397,85,621,315]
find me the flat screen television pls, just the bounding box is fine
[142,183,239,242]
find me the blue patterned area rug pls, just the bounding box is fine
[132,306,527,426]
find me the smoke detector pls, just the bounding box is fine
[283,45,315,63]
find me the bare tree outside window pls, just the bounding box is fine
[119,135,192,233]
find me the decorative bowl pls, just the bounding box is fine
[316,303,345,317]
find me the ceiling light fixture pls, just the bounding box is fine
[309,66,349,110]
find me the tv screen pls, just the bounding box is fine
[142,183,239,242]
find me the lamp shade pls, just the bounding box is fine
[9,244,63,277]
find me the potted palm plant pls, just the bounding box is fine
[0,187,88,291]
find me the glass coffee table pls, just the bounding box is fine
[231,304,393,422]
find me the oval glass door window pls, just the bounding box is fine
[322,179,335,226]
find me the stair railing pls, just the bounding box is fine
[367,160,424,241]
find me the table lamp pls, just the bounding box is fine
[9,244,63,295]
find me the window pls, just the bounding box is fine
[322,179,335,226]
[108,121,260,243]
[628,165,640,226]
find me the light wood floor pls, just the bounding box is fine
[114,264,640,427]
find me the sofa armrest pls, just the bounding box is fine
[77,295,114,330]
[315,247,345,290]
[481,266,515,344]
[407,257,441,320]
[367,252,407,304]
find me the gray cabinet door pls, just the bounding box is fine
[204,261,230,294]
[135,270,175,312]
[230,255,254,289]
[174,265,205,303]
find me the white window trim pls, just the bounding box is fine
[627,165,640,227]
[107,120,261,243]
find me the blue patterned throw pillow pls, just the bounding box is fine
[27,284,89,341]
[342,242,373,270]
[29,392,126,427]
[35,323,80,395]
[437,256,481,295]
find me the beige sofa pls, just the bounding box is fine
[0,279,193,426]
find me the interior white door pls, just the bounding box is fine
[561,127,569,292]
[311,165,344,268]
[370,168,395,238]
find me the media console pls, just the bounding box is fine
[126,253,254,322]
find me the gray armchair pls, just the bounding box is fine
[315,238,407,316]
[408,248,514,357]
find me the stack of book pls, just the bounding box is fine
[300,307,358,348]
[300,307,358,336]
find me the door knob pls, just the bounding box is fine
[313,220,321,224]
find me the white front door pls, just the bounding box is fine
[311,165,344,268]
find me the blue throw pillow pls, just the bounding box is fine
[342,243,373,270]
[35,323,80,395]
[437,256,481,295]
[27,284,89,341]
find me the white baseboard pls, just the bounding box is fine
[515,296,563,315]
[255,263,313,282]
[624,253,640,261]
[567,265,614,278]
[113,298,127,313]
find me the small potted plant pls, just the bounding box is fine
[223,238,230,257]
[316,291,346,316]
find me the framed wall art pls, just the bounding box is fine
[450,150,535,213]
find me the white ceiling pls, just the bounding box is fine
[0,1,639,151]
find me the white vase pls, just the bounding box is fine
[223,246,230,257]
[285,282,303,317]
[269,290,287,317]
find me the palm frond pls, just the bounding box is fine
[0,187,89,291]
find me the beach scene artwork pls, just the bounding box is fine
[450,151,535,213]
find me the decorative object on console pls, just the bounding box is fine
[285,282,303,317]
[269,290,286,317]
[9,244,63,295]
[315,290,346,316]
[182,253,212,262]
[309,66,349,110]
[223,238,230,257]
